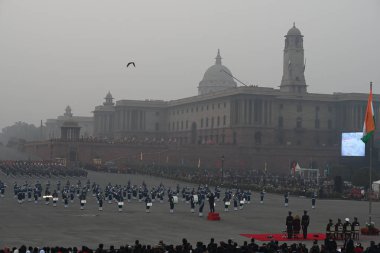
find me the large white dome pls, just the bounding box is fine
[198,50,237,95]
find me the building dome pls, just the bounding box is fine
[198,49,237,95]
[287,23,302,36]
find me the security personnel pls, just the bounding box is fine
[301,210,310,239]
[286,211,294,239]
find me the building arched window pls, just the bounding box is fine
[206,118,209,128]
[201,118,204,128]
[278,116,284,128]
[255,132,262,145]
[296,117,302,128]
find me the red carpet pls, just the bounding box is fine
[240,233,326,241]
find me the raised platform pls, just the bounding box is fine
[207,212,221,221]
[240,233,326,241]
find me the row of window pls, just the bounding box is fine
[278,117,333,129]
[171,102,227,116]
[168,115,227,131]
[279,104,333,113]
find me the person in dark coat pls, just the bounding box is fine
[286,211,294,239]
[208,192,215,213]
[293,215,301,237]
[301,210,310,239]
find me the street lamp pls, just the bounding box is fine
[221,155,225,183]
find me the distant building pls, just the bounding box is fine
[26,24,380,171]
[93,24,379,149]
[45,106,93,139]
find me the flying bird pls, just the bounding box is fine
[126,62,136,68]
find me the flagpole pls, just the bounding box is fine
[369,133,373,223]
[369,81,373,224]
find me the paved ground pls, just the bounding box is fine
[0,171,379,248]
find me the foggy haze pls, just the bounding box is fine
[0,0,379,130]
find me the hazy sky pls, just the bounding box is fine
[0,0,379,130]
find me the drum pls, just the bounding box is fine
[147,202,153,207]
[173,196,178,204]
[225,201,231,206]
[53,198,58,202]
[240,200,245,204]
[81,200,87,204]
[118,202,124,206]
[193,195,198,203]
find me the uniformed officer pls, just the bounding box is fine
[301,210,310,239]
[286,211,294,239]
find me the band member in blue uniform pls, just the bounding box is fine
[260,190,265,204]
[64,194,69,208]
[169,194,175,213]
[223,194,230,212]
[52,190,58,207]
[311,192,317,209]
[190,194,196,213]
[284,192,289,207]
[233,195,238,211]
[198,195,205,217]
[97,193,104,211]
[145,196,152,213]
[80,192,86,210]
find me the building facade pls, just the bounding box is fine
[45,106,93,139]
[93,24,380,149]
[26,24,379,172]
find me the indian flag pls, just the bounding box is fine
[362,83,375,143]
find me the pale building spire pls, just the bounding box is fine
[215,49,222,65]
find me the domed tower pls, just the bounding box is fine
[198,49,237,95]
[64,105,73,117]
[104,91,114,106]
[280,23,307,93]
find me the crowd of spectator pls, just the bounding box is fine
[1,237,376,253]
[0,161,87,177]
[51,136,178,146]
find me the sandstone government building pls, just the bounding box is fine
[26,24,380,173]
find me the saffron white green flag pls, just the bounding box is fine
[362,83,375,143]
